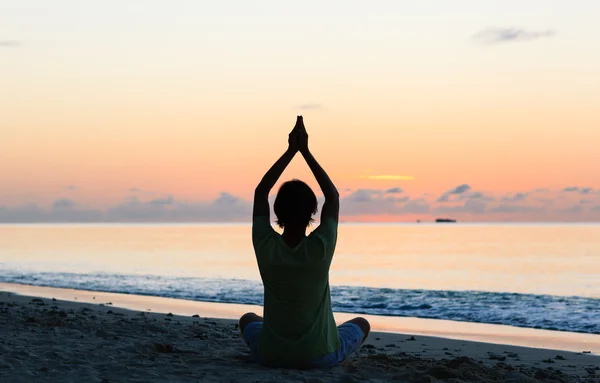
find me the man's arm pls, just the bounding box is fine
[253,149,297,218]
[301,149,340,222]
[253,116,303,218]
[297,117,339,222]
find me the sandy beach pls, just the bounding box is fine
[1,286,598,382]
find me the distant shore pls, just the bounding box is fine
[1,284,598,382]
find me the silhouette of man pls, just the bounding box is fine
[239,116,370,368]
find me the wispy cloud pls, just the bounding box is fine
[502,192,529,202]
[437,184,471,202]
[488,204,544,214]
[434,198,487,215]
[106,192,251,222]
[341,190,429,216]
[2,185,600,222]
[385,187,404,194]
[297,104,323,110]
[128,187,157,196]
[473,28,555,45]
[148,196,174,206]
[562,186,596,194]
[66,185,77,191]
[468,192,495,202]
[53,198,76,209]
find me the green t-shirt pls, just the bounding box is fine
[252,216,340,365]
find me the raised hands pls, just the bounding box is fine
[254,115,338,221]
[288,116,309,154]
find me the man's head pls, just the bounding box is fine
[274,179,318,229]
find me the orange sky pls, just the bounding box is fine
[1,1,599,221]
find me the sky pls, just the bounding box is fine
[1,0,600,222]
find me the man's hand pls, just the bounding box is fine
[295,116,309,154]
[288,116,302,153]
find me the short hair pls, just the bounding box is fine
[274,179,318,229]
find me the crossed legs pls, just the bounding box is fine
[239,312,370,344]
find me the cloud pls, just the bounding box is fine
[340,189,429,216]
[128,187,157,196]
[66,185,77,191]
[488,204,543,214]
[0,205,46,223]
[433,188,547,216]
[344,189,381,203]
[400,199,430,214]
[473,28,555,45]
[343,189,408,203]
[0,40,20,47]
[502,192,529,202]
[106,192,252,222]
[0,193,252,223]
[3,186,600,223]
[449,184,471,195]
[557,205,583,215]
[536,197,555,204]
[148,196,174,206]
[385,187,404,194]
[53,198,76,209]
[437,184,471,202]
[562,186,596,194]
[437,195,451,203]
[0,202,103,223]
[297,104,323,110]
[434,198,487,215]
[468,192,495,202]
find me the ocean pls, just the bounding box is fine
[1,223,599,334]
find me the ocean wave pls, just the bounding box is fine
[1,270,598,334]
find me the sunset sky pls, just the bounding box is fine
[1,0,599,222]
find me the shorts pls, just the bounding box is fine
[242,322,365,368]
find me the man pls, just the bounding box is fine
[239,116,370,368]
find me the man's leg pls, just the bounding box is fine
[306,317,371,368]
[346,317,370,344]
[239,312,263,334]
[239,312,264,362]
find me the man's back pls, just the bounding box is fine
[242,116,368,368]
[252,216,340,364]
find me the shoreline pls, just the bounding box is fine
[1,287,599,382]
[2,282,599,354]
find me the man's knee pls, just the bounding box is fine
[239,312,262,333]
[349,317,370,340]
